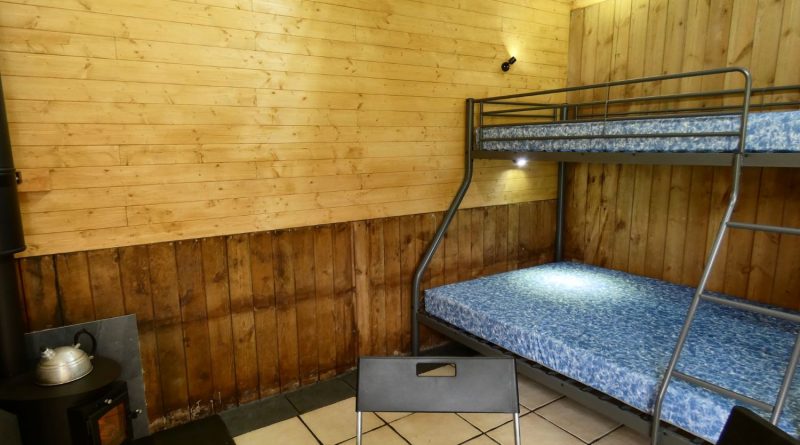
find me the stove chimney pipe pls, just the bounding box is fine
[0,74,27,378]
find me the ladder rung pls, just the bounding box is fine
[700,293,800,323]
[727,221,800,236]
[672,370,772,412]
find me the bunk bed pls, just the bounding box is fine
[410,67,800,445]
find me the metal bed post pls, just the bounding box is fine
[650,67,753,445]
[555,104,569,262]
[412,98,476,356]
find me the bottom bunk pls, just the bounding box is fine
[422,262,800,443]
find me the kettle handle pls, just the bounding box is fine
[73,329,97,357]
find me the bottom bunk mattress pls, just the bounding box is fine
[424,262,800,443]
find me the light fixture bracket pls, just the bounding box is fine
[501,56,517,72]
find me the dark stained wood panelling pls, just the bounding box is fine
[568,0,800,308]
[15,201,556,430]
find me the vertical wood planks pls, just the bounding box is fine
[227,234,260,404]
[313,226,337,379]
[611,164,635,271]
[723,168,761,297]
[772,171,800,309]
[661,167,691,284]
[250,231,280,397]
[746,168,785,302]
[87,249,125,319]
[680,167,713,286]
[332,223,356,372]
[583,164,604,264]
[272,230,299,392]
[201,237,237,410]
[20,256,61,331]
[55,252,94,325]
[119,245,162,423]
[398,215,416,354]
[627,165,652,275]
[293,228,318,386]
[383,218,402,356]
[148,242,190,425]
[456,208,472,280]
[366,220,386,356]
[352,221,370,356]
[15,202,559,430]
[174,240,213,418]
[567,0,797,308]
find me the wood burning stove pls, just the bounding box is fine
[0,357,136,445]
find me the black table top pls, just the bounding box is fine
[0,356,120,401]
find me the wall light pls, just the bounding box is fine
[514,158,528,167]
[501,56,516,72]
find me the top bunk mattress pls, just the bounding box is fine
[478,110,800,153]
[424,262,800,443]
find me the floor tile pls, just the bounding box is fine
[535,397,620,443]
[461,435,500,445]
[517,376,562,411]
[488,413,583,445]
[376,411,412,423]
[458,410,516,432]
[594,426,649,445]
[391,412,481,445]
[234,417,317,445]
[339,425,408,445]
[135,415,234,445]
[220,395,298,437]
[458,403,529,432]
[286,378,356,414]
[300,397,383,445]
[419,363,457,376]
[340,371,358,390]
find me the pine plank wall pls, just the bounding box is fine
[0,0,569,257]
[565,0,800,309]
[0,0,570,431]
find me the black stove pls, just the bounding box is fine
[0,357,136,445]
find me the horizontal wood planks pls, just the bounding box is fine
[567,0,800,308]
[0,0,567,256]
[15,201,557,431]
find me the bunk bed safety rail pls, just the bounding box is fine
[472,69,800,160]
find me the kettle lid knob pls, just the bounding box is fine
[41,348,55,360]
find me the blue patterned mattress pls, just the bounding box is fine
[479,111,800,153]
[424,262,800,442]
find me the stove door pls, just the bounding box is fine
[68,381,133,445]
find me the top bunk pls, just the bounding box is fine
[472,67,800,167]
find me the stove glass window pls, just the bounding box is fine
[97,403,127,445]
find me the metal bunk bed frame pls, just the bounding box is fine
[410,67,800,445]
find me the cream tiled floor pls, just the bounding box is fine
[233,374,649,445]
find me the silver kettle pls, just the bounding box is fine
[35,329,97,386]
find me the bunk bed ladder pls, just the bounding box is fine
[651,122,800,443]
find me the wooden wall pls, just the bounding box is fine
[0,0,570,257]
[15,201,556,430]
[565,0,800,308]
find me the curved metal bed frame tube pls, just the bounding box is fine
[649,67,752,445]
[412,98,475,356]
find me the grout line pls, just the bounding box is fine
[590,424,626,444]
[526,411,592,444]
[295,414,324,445]
[455,411,516,435]
[520,394,565,412]
[383,422,414,445]
[456,431,491,445]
